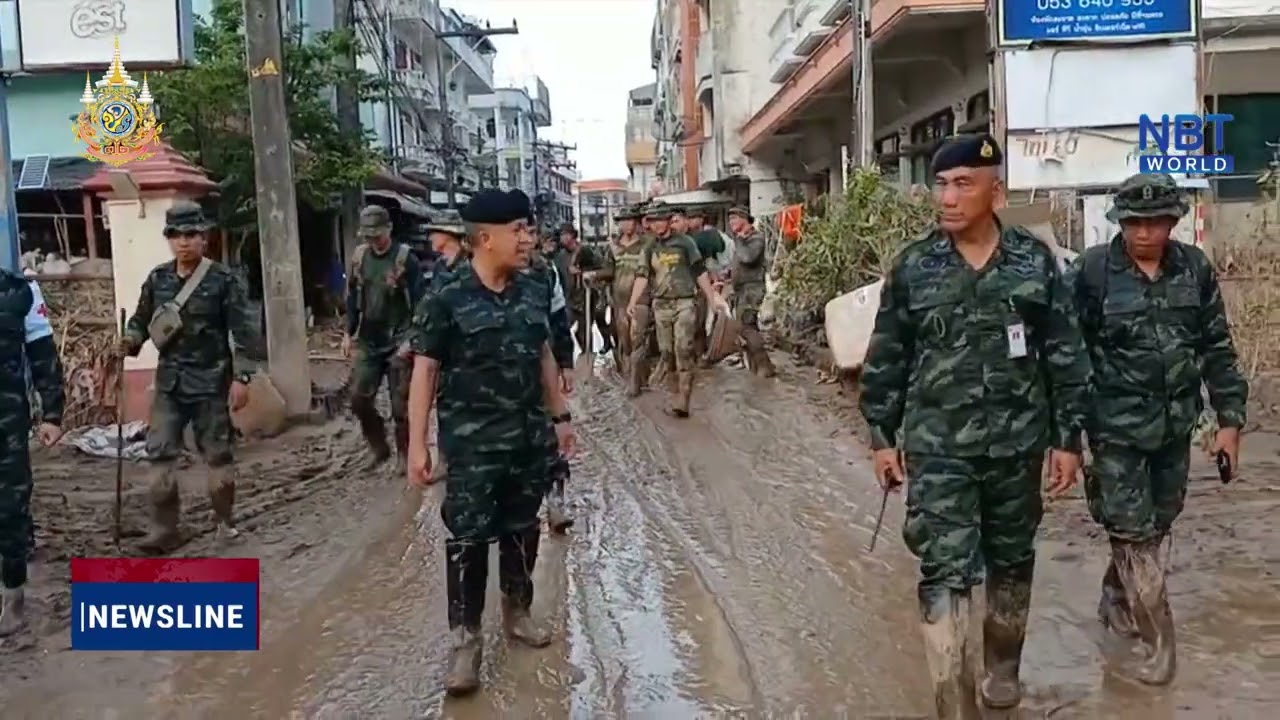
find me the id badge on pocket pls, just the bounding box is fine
[1006,322,1028,359]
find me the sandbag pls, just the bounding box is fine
[824,280,882,372]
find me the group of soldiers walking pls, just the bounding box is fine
[860,133,1247,717]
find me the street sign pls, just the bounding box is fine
[998,0,1197,45]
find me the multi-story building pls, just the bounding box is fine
[574,179,632,243]
[625,83,661,198]
[356,0,498,206]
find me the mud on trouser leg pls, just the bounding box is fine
[387,354,412,464]
[652,300,678,389]
[138,392,189,554]
[190,394,238,536]
[349,350,391,460]
[669,298,699,417]
[494,447,553,647]
[626,306,652,396]
[0,446,33,636]
[442,534,487,696]
[545,452,573,533]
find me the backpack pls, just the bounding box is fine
[351,243,410,288]
[1078,242,1208,350]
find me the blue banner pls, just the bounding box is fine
[71,582,259,651]
[999,0,1196,44]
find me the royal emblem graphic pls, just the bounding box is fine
[73,37,163,167]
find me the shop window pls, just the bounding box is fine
[908,109,955,185]
[1205,94,1280,201]
[962,91,990,132]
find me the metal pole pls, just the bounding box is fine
[244,0,312,415]
[433,33,455,208]
[0,34,20,272]
[849,0,875,167]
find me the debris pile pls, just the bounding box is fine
[38,275,119,428]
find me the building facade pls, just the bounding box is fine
[625,83,660,198]
[574,178,632,243]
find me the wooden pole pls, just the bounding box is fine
[243,0,311,416]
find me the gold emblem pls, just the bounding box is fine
[979,140,994,159]
[1142,185,1154,200]
[72,37,163,168]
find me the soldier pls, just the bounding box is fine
[562,224,612,353]
[0,271,65,635]
[685,206,725,363]
[726,206,776,377]
[585,204,653,395]
[626,202,729,417]
[119,201,264,553]
[343,205,423,469]
[424,209,468,284]
[1075,173,1247,686]
[405,188,576,696]
[859,134,1090,718]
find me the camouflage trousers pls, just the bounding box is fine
[692,294,708,358]
[350,346,409,423]
[903,453,1044,591]
[653,297,699,371]
[0,424,33,587]
[147,391,235,467]
[442,446,553,543]
[1085,438,1191,543]
[733,282,766,328]
[612,302,652,363]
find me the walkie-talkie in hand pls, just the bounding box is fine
[1216,450,1232,485]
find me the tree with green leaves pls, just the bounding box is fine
[150,0,386,234]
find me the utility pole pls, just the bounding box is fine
[849,0,874,168]
[0,36,19,272]
[335,0,361,264]
[244,0,311,416]
[434,21,518,207]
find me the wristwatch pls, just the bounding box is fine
[236,372,253,385]
[551,412,571,425]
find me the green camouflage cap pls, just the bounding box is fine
[163,200,212,237]
[1106,173,1188,223]
[358,205,392,237]
[424,208,465,237]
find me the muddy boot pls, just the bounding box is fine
[742,327,776,378]
[138,468,181,554]
[352,398,391,466]
[444,539,488,696]
[919,587,981,720]
[980,562,1033,709]
[626,351,647,397]
[393,420,410,472]
[1116,539,1177,686]
[668,371,694,418]
[546,488,574,534]
[499,527,551,648]
[1098,539,1138,638]
[0,559,27,637]
[207,466,239,542]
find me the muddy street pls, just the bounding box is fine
[1,358,1277,718]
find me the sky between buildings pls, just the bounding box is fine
[462,0,655,180]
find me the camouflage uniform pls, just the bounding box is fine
[688,207,725,363]
[123,202,265,552]
[346,205,422,465]
[526,250,574,533]
[1075,173,1247,686]
[569,240,612,353]
[728,207,776,376]
[860,133,1090,718]
[638,204,708,416]
[412,188,558,693]
[0,271,65,635]
[597,205,653,395]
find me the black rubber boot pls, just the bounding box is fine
[352,396,390,465]
[498,527,551,648]
[444,539,488,696]
[981,562,1033,709]
[919,586,982,720]
[1098,539,1138,637]
[139,467,181,554]
[1116,538,1178,686]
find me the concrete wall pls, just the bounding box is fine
[708,0,784,176]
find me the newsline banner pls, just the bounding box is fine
[69,558,260,652]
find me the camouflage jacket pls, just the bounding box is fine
[125,260,264,397]
[859,225,1091,457]
[525,253,574,369]
[346,241,423,352]
[1075,235,1248,450]
[732,229,768,288]
[638,233,705,301]
[411,263,555,454]
[598,234,653,308]
[1,270,64,428]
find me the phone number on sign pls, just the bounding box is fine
[1032,0,1158,8]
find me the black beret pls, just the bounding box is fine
[930,133,1003,174]
[461,189,530,225]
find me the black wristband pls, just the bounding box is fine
[552,412,571,425]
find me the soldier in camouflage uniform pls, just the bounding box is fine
[120,202,264,553]
[586,204,653,395]
[727,206,776,377]
[405,189,576,696]
[859,134,1090,718]
[0,271,65,635]
[627,202,729,417]
[686,206,725,363]
[344,205,423,468]
[1075,173,1247,686]
[415,210,469,485]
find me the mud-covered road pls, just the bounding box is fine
[2,356,1277,718]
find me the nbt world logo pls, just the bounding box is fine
[1137,113,1235,175]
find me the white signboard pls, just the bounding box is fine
[1202,1,1280,20]
[1006,126,1194,191]
[17,0,190,70]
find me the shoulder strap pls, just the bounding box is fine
[352,244,369,285]
[395,244,409,269]
[173,258,212,309]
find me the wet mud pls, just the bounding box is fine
[0,355,1276,718]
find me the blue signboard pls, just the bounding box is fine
[999,0,1196,45]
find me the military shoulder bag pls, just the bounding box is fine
[148,257,212,351]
